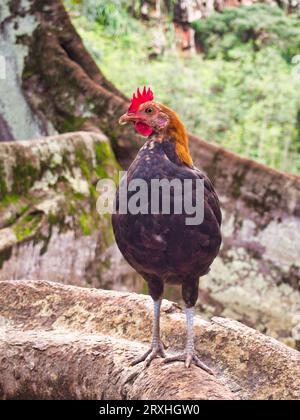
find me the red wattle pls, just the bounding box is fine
[134,122,153,137]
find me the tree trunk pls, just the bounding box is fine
[1,280,300,400]
[0,0,139,167]
[0,331,235,400]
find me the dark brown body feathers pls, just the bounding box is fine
[112,137,222,306]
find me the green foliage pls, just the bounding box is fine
[65,0,138,36]
[64,2,300,174]
[192,5,300,61]
[84,0,130,36]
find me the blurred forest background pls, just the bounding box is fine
[64,0,300,174]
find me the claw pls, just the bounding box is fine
[131,342,166,367]
[164,352,215,376]
[145,346,166,367]
[131,348,152,366]
[193,355,215,376]
[185,353,192,368]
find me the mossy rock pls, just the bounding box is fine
[0,131,129,288]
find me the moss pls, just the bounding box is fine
[95,165,108,179]
[100,213,115,246]
[0,196,30,229]
[47,210,68,234]
[12,152,40,196]
[75,146,93,180]
[73,192,87,201]
[70,179,114,240]
[20,204,30,214]
[4,214,18,226]
[74,140,118,185]
[79,159,91,180]
[94,141,119,181]
[46,188,99,238]
[35,210,69,256]
[95,141,111,162]
[62,115,87,133]
[13,212,43,242]
[0,131,119,263]
[89,184,98,202]
[62,153,75,174]
[79,213,92,236]
[0,194,20,211]
[0,162,8,200]
[48,212,62,226]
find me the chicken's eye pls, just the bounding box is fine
[145,107,154,114]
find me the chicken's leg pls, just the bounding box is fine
[131,297,166,366]
[164,278,214,375]
[164,306,214,374]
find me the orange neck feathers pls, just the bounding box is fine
[160,105,193,167]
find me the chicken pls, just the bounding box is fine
[112,87,222,374]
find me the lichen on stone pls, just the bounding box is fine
[0,131,120,288]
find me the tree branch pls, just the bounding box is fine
[0,280,299,400]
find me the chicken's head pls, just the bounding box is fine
[119,87,170,137]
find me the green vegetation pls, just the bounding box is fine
[74,0,140,36]
[193,5,300,61]
[1,194,20,207]
[79,213,92,236]
[11,153,40,196]
[65,2,300,174]
[95,141,120,180]
[0,162,8,199]
[13,212,43,242]
[75,146,93,180]
[62,115,88,133]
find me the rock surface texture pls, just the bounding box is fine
[0,132,140,291]
[1,280,300,400]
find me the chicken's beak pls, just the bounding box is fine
[119,113,137,125]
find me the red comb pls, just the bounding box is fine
[128,86,154,113]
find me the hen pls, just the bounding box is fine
[112,87,221,374]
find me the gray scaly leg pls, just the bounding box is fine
[164,306,214,375]
[131,298,166,366]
